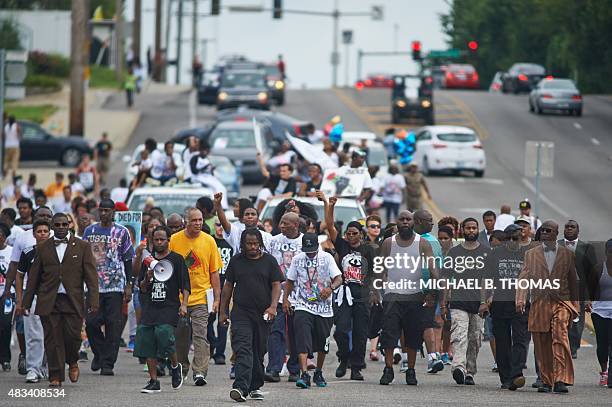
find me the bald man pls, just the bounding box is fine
[494,205,515,232]
[167,213,185,236]
[516,220,579,394]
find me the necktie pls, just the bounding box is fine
[54,238,69,246]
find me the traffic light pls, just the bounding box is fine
[211,0,220,15]
[273,0,282,19]
[411,41,422,61]
[468,40,478,52]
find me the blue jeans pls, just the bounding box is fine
[266,304,286,374]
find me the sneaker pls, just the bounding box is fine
[230,388,246,402]
[127,339,135,353]
[441,353,451,365]
[379,367,394,385]
[2,362,10,371]
[350,369,364,381]
[296,372,311,389]
[18,353,26,375]
[369,351,379,361]
[464,375,475,385]
[599,371,608,386]
[264,371,280,382]
[213,355,226,365]
[171,363,183,390]
[193,374,207,386]
[313,370,327,387]
[335,361,347,378]
[400,360,409,373]
[249,389,264,400]
[143,364,149,372]
[452,368,465,384]
[427,357,444,374]
[492,362,498,372]
[25,371,40,383]
[229,366,236,380]
[288,373,299,382]
[393,349,402,364]
[78,351,88,362]
[508,375,525,391]
[405,368,418,385]
[141,379,161,394]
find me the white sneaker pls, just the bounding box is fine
[25,371,39,383]
[400,360,409,373]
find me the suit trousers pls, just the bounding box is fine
[450,309,482,376]
[24,296,47,378]
[231,308,269,394]
[568,301,585,354]
[175,303,210,377]
[85,292,123,370]
[492,312,530,385]
[40,294,82,382]
[532,303,574,386]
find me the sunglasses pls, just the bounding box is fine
[368,224,381,229]
[540,228,554,233]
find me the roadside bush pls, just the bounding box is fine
[28,51,70,78]
[24,74,62,90]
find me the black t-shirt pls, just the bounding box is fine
[224,252,283,315]
[215,237,234,276]
[443,243,490,314]
[270,175,296,196]
[304,179,322,195]
[95,141,112,159]
[332,236,375,299]
[486,244,528,318]
[138,251,191,327]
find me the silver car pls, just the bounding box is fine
[529,78,583,116]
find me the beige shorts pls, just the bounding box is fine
[4,147,20,173]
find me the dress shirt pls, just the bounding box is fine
[543,243,557,273]
[54,234,69,294]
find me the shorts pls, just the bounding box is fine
[15,314,24,335]
[293,310,332,355]
[380,293,425,351]
[133,324,176,359]
[368,303,384,339]
[421,305,439,329]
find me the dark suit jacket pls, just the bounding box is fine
[557,239,597,300]
[23,235,99,318]
[516,244,579,332]
[478,230,491,248]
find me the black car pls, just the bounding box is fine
[197,69,221,105]
[217,108,312,144]
[391,75,434,125]
[261,64,285,105]
[501,63,546,94]
[170,124,215,145]
[216,69,271,111]
[18,121,92,167]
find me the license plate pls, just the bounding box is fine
[557,103,568,108]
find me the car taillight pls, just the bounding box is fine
[572,95,582,101]
[473,72,479,81]
[542,94,553,99]
[355,81,364,90]
[293,124,302,135]
[365,79,372,86]
[446,72,453,79]
[473,144,483,149]
[425,77,433,84]
[433,143,447,149]
[518,74,528,81]
[234,117,247,122]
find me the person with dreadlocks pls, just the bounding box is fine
[220,228,283,402]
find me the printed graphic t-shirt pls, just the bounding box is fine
[169,230,222,306]
[215,237,234,276]
[82,223,135,293]
[333,236,375,299]
[268,232,303,303]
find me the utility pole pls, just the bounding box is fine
[70,0,88,137]
[165,0,173,82]
[115,0,123,81]
[192,0,198,63]
[332,0,339,87]
[0,49,6,176]
[153,0,162,81]
[176,0,183,84]
[133,0,142,62]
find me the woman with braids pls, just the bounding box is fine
[219,228,283,402]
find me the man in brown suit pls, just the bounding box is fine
[23,212,99,387]
[516,220,579,394]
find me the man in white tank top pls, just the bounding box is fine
[3,116,21,178]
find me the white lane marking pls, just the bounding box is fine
[521,178,570,218]
[445,177,504,185]
[189,89,197,128]
[591,138,600,146]
[573,122,582,130]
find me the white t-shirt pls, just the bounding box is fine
[223,222,272,254]
[53,199,72,214]
[150,150,176,178]
[70,182,86,196]
[11,229,36,263]
[8,224,26,247]
[183,149,199,180]
[110,187,129,203]
[381,173,406,203]
[4,123,20,148]
[286,251,341,317]
[0,245,13,294]
[268,151,296,168]
[494,213,515,231]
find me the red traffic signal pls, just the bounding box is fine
[411,41,422,52]
[468,41,478,51]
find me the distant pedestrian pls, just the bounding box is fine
[518,200,541,236]
[277,54,286,80]
[381,165,405,223]
[494,205,514,231]
[76,155,99,197]
[478,210,496,248]
[94,133,113,186]
[3,115,21,179]
[125,68,137,107]
[403,163,431,211]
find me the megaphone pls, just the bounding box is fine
[143,251,174,282]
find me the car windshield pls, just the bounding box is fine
[263,65,280,77]
[512,64,545,74]
[449,65,475,73]
[210,129,256,149]
[222,72,264,88]
[261,204,363,228]
[437,132,477,142]
[128,194,203,215]
[541,79,576,90]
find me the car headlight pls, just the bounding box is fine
[218,91,228,101]
[396,100,406,108]
[267,80,275,87]
[421,100,432,108]
[257,92,268,101]
[274,81,284,90]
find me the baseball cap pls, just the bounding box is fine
[519,200,531,209]
[352,149,367,158]
[302,233,319,253]
[99,198,115,209]
[514,215,531,225]
[504,224,522,233]
[114,202,129,212]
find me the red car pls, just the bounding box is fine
[362,73,394,88]
[444,64,480,89]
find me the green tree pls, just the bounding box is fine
[0,18,23,50]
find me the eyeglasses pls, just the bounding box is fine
[540,228,554,233]
[368,224,381,229]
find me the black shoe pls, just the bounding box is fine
[508,375,525,391]
[230,388,246,402]
[288,373,299,382]
[538,384,552,393]
[2,362,10,372]
[296,372,311,389]
[553,382,568,393]
[100,368,114,376]
[91,357,101,372]
[313,370,327,387]
[405,368,418,385]
[171,363,183,390]
[249,389,264,400]
[18,353,26,375]
[532,378,542,388]
[464,375,475,385]
[213,355,226,365]
[156,365,166,377]
[78,351,88,362]
[350,369,364,381]
[335,361,347,378]
[141,379,161,393]
[501,383,510,390]
[193,374,207,386]
[119,338,127,348]
[452,368,465,384]
[379,367,394,385]
[264,371,280,383]
[571,351,577,359]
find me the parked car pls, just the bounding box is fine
[529,77,582,116]
[216,69,270,110]
[444,64,479,89]
[127,185,214,215]
[362,73,395,88]
[501,63,546,94]
[413,125,486,177]
[170,124,215,145]
[18,120,92,167]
